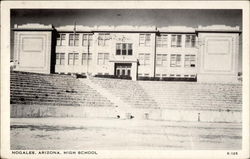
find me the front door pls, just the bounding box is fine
[115,63,132,78]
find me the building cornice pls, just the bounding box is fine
[12,23,54,31]
[12,23,241,34]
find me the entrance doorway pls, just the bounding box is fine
[115,63,132,78]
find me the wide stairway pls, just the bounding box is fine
[140,81,242,112]
[10,71,115,107]
[90,77,158,109]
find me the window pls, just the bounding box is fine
[156,34,168,47]
[56,53,65,65]
[68,53,79,65]
[122,44,126,55]
[98,33,110,46]
[56,34,66,46]
[171,35,182,47]
[139,34,151,46]
[156,74,161,77]
[156,54,167,66]
[69,34,79,46]
[82,53,92,65]
[116,43,133,55]
[97,53,109,65]
[82,34,93,46]
[184,54,196,67]
[170,54,181,67]
[185,35,196,48]
[139,53,150,65]
[116,43,121,55]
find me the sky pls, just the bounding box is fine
[11,9,242,28]
[11,9,242,72]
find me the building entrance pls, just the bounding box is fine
[115,63,132,78]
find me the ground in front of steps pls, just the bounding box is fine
[10,117,241,150]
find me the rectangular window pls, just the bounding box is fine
[171,35,182,47]
[69,34,74,46]
[139,53,150,65]
[184,54,196,67]
[122,44,126,55]
[139,34,151,46]
[68,53,79,65]
[56,53,65,65]
[97,53,109,65]
[170,54,181,67]
[56,34,66,46]
[82,53,92,65]
[156,54,167,66]
[116,43,121,55]
[116,43,133,55]
[98,33,110,46]
[128,44,132,55]
[69,34,79,46]
[185,35,196,48]
[74,34,79,46]
[82,34,93,46]
[156,34,168,47]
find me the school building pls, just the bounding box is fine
[11,23,241,83]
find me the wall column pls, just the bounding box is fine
[131,62,138,81]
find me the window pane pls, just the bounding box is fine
[191,35,196,47]
[104,53,109,59]
[184,55,189,67]
[122,44,126,55]
[176,55,181,66]
[162,54,167,66]
[128,44,132,55]
[128,43,132,50]
[145,54,150,65]
[89,35,93,46]
[139,34,145,46]
[74,34,79,46]
[68,53,73,65]
[56,54,60,64]
[116,43,121,55]
[156,54,162,66]
[104,53,109,64]
[190,55,196,67]
[69,34,74,46]
[170,54,177,67]
[98,34,104,46]
[104,34,110,46]
[97,53,103,65]
[156,36,161,47]
[162,35,168,47]
[82,34,88,46]
[171,35,177,47]
[82,53,88,65]
[88,53,92,60]
[177,35,182,47]
[128,49,132,55]
[61,54,65,65]
[145,34,151,46]
[74,53,79,65]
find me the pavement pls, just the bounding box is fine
[10,117,242,150]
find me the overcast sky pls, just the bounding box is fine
[11,9,242,72]
[11,9,242,28]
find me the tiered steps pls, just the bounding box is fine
[10,71,115,107]
[90,77,158,109]
[140,81,242,112]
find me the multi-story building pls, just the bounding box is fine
[12,24,241,83]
